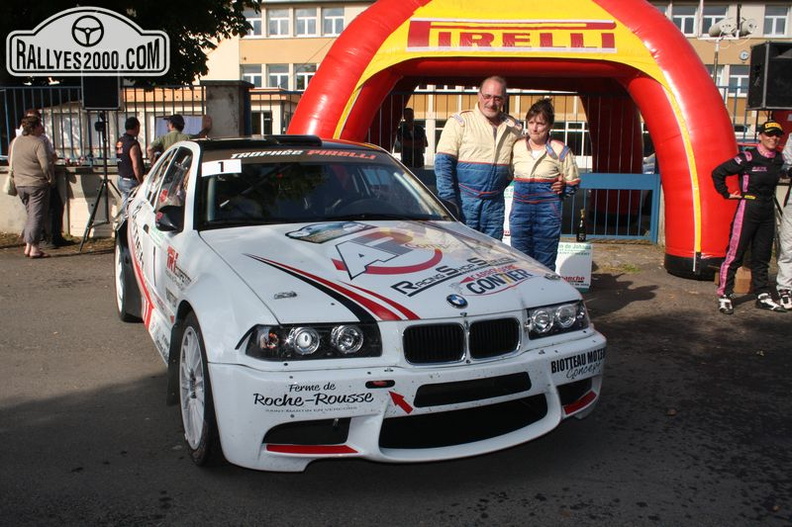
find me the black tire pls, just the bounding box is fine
[177,312,224,466]
[114,236,142,322]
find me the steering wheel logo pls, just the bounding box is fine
[71,15,105,47]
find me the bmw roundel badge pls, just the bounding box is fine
[447,294,468,308]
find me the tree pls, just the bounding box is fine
[0,0,259,86]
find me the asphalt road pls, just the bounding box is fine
[1,242,790,526]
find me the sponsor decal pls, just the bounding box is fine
[306,150,377,159]
[551,348,606,381]
[453,265,534,295]
[334,230,443,279]
[229,150,305,159]
[391,256,516,297]
[7,6,169,76]
[165,246,192,289]
[407,18,616,54]
[253,382,377,413]
[287,222,373,243]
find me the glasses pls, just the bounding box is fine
[479,93,505,103]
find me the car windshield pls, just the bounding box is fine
[197,151,452,228]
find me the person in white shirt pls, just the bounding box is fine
[775,131,792,310]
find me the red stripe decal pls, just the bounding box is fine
[563,390,598,416]
[343,283,420,320]
[266,444,358,455]
[253,256,405,321]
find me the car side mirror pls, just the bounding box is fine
[155,205,184,232]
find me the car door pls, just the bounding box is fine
[148,147,195,323]
[131,149,175,305]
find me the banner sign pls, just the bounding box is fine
[6,6,169,76]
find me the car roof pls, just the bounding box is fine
[193,135,383,153]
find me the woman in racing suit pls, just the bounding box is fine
[712,120,786,314]
[509,99,580,271]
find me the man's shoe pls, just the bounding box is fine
[756,293,786,312]
[53,238,76,247]
[778,289,792,311]
[718,295,734,315]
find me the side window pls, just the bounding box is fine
[146,149,176,205]
[154,148,193,211]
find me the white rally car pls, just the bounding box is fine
[114,136,606,472]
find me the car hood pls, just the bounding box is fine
[201,221,578,323]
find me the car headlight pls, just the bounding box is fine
[245,323,381,360]
[526,301,590,339]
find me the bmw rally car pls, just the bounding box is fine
[114,135,606,472]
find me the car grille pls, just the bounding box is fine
[403,318,520,364]
[413,372,531,408]
[379,394,548,449]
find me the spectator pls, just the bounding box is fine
[509,99,581,270]
[17,109,71,247]
[712,120,786,314]
[396,108,427,169]
[147,114,190,162]
[10,115,54,258]
[115,116,145,213]
[435,76,523,240]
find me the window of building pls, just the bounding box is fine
[244,8,262,37]
[267,64,289,89]
[242,64,264,88]
[706,64,726,86]
[671,5,697,36]
[651,3,668,16]
[727,65,749,97]
[252,111,274,135]
[323,7,344,36]
[295,64,317,90]
[296,8,318,36]
[557,121,592,158]
[764,6,789,36]
[701,5,728,36]
[267,8,289,37]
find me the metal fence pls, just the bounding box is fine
[0,85,207,164]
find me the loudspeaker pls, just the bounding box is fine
[81,76,121,110]
[747,42,792,110]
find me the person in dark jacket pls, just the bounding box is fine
[115,117,145,213]
[712,120,786,314]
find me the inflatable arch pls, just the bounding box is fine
[288,0,739,279]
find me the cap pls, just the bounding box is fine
[758,121,784,136]
[164,114,185,129]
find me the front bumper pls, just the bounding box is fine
[209,332,606,471]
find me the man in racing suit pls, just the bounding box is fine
[435,76,523,240]
[712,120,787,314]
